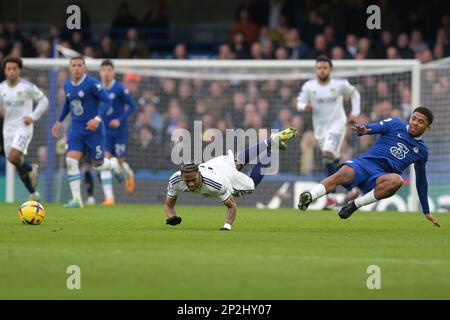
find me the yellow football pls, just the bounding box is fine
[18,201,45,225]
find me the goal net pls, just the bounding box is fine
[5,58,447,213]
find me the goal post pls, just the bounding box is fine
[6,58,428,212]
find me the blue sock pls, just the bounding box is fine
[19,173,35,193]
[237,140,271,165]
[250,162,269,187]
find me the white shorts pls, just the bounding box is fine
[203,150,255,197]
[3,130,33,155]
[316,126,346,159]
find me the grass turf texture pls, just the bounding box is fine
[0,203,449,299]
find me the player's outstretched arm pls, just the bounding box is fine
[351,125,372,135]
[220,197,237,231]
[424,213,441,227]
[164,196,182,226]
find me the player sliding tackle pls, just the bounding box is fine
[0,56,48,201]
[164,128,297,230]
[298,107,441,227]
[51,56,121,208]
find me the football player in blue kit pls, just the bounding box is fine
[298,107,441,227]
[51,56,121,208]
[99,60,137,205]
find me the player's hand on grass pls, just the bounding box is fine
[351,125,371,135]
[109,119,121,128]
[166,215,182,226]
[86,117,101,131]
[51,122,62,138]
[23,116,33,125]
[425,213,441,227]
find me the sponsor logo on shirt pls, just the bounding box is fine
[70,99,84,116]
[390,142,409,160]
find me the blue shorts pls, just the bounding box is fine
[67,123,105,161]
[105,129,128,157]
[341,158,389,194]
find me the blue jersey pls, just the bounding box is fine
[58,74,111,126]
[102,80,137,133]
[58,74,112,160]
[351,118,430,214]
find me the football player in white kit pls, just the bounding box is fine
[297,55,361,209]
[0,56,48,201]
[164,128,297,231]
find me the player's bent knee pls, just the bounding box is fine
[392,175,404,189]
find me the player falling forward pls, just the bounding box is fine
[298,107,441,227]
[99,59,137,205]
[297,55,361,209]
[51,56,121,208]
[164,128,297,230]
[0,56,48,201]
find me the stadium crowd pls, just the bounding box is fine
[1,0,450,176]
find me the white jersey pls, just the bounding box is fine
[167,152,255,203]
[0,79,48,136]
[297,78,359,140]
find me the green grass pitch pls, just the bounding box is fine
[1,202,450,299]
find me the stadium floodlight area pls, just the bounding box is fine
[7,57,447,212]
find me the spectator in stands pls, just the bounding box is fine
[274,47,289,59]
[178,81,195,120]
[97,35,117,59]
[396,33,415,59]
[323,25,337,50]
[70,31,85,53]
[130,126,162,170]
[250,42,264,59]
[261,40,274,59]
[433,43,446,60]
[284,28,309,59]
[376,30,395,58]
[172,43,189,59]
[230,32,250,59]
[307,34,328,58]
[435,27,449,54]
[416,49,434,63]
[229,91,246,127]
[331,46,346,60]
[217,43,235,59]
[345,34,358,58]
[229,8,260,44]
[386,46,400,59]
[158,78,177,113]
[410,29,429,53]
[357,37,375,59]
[203,82,229,122]
[83,46,95,58]
[118,28,149,59]
[35,39,52,58]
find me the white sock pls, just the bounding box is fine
[310,183,327,201]
[121,161,134,178]
[66,158,82,202]
[100,170,114,200]
[94,157,111,171]
[354,189,378,208]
